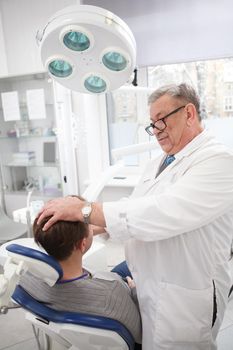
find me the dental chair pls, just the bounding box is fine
[0,242,135,350]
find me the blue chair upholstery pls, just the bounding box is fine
[6,243,135,350]
[6,243,63,281]
[13,286,134,349]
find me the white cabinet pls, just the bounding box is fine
[0,72,62,206]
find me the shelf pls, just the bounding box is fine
[0,136,18,140]
[0,72,62,200]
[5,189,62,198]
[0,135,56,139]
[0,103,54,110]
[5,162,59,168]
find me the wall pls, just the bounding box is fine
[0,0,77,76]
[82,0,233,67]
[0,10,8,75]
[52,82,80,196]
[0,73,64,218]
[204,117,233,149]
[71,92,109,197]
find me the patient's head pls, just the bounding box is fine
[33,197,93,262]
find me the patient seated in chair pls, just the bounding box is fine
[19,203,142,347]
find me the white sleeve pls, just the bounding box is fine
[103,153,233,242]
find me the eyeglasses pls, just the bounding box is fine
[145,105,186,136]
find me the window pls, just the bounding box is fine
[106,57,233,166]
[224,97,233,111]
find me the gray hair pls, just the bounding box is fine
[148,83,201,120]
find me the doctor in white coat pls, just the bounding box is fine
[38,83,233,350]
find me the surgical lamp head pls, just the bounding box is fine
[36,5,137,94]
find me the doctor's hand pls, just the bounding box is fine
[126,276,136,289]
[91,224,107,236]
[37,196,84,231]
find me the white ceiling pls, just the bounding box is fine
[82,0,233,67]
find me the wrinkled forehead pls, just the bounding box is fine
[149,94,182,118]
[151,93,184,106]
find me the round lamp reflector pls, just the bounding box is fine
[84,75,107,93]
[102,51,127,71]
[48,60,73,78]
[63,31,90,51]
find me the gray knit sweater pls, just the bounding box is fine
[20,271,142,343]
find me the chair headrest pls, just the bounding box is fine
[6,244,63,286]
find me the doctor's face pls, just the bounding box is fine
[149,94,191,155]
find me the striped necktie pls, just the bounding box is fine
[156,155,175,177]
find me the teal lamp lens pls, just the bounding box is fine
[63,31,90,51]
[84,75,107,93]
[48,60,72,77]
[102,52,127,71]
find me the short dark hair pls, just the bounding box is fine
[33,218,88,261]
[33,196,88,261]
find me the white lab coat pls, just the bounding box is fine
[104,130,233,350]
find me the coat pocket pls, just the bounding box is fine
[155,282,213,346]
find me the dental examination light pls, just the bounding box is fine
[36,4,136,94]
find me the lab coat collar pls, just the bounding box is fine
[147,129,213,185]
[174,128,212,160]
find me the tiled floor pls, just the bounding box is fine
[0,239,233,349]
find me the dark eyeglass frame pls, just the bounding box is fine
[145,105,186,135]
